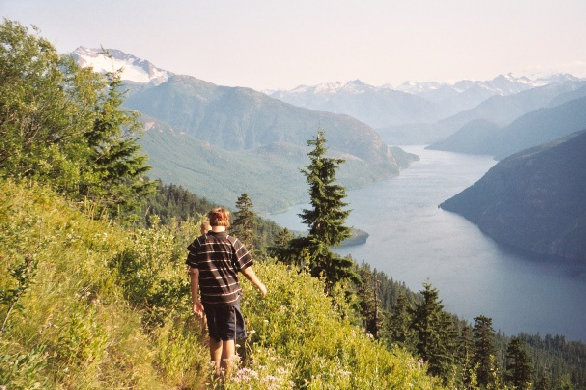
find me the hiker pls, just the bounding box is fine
[200,220,211,235]
[186,207,267,378]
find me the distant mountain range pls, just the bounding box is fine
[269,74,582,135]
[428,94,586,159]
[440,130,586,263]
[73,47,417,212]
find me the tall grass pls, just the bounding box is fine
[0,179,442,389]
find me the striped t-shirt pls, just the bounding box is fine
[186,231,253,305]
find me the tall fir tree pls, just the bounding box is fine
[357,267,383,338]
[232,193,256,252]
[505,337,533,390]
[286,129,358,291]
[411,281,456,383]
[472,315,498,388]
[82,65,154,218]
[386,292,416,352]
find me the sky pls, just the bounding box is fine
[2,0,586,90]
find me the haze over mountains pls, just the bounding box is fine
[74,44,586,260]
[73,48,416,212]
[269,74,584,144]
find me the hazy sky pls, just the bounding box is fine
[3,0,586,90]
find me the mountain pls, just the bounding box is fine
[72,46,171,85]
[440,130,586,263]
[269,74,579,134]
[138,114,417,213]
[74,48,418,212]
[380,79,586,146]
[428,95,586,159]
[269,80,438,128]
[437,79,585,131]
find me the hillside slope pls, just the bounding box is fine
[139,115,417,212]
[440,130,586,262]
[0,180,442,389]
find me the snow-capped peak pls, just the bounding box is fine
[72,47,171,85]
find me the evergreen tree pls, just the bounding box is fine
[505,337,532,390]
[472,315,498,388]
[386,292,416,352]
[299,129,351,247]
[535,370,552,390]
[232,193,256,251]
[456,323,476,388]
[82,66,154,218]
[411,282,455,382]
[286,129,358,290]
[357,267,383,338]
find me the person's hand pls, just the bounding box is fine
[257,282,267,298]
[192,301,204,318]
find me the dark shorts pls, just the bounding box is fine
[203,303,247,341]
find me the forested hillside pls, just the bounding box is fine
[1,20,584,390]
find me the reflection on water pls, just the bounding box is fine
[268,146,586,341]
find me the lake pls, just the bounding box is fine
[268,145,586,342]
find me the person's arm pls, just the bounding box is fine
[188,267,205,317]
[242,267,267,297]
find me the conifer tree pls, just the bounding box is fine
[472,315,498,388]
[387,292,416,351]
[357,267,383,338]
[287,129,358,290]
[81,66,154,218]
[457,323,476,388]
[505,337,533,390]
[411,282,456,382]
[232,193,256,251]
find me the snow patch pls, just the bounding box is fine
[72,47,171,85]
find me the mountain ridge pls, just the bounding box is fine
[440,130,586,263]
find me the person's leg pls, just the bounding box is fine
[209,337,223,376]
[221,339,235,376]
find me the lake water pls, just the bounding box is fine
[268,145,586,342]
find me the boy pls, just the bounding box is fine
[186,207,267,377]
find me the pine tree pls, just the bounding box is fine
[232,193,256,251]
[81,65,154,218]
[357,267,383,338]
[456,323,475,388]
[386,292,416,351]
[411,282,455,382]
[287,129,358,290]
[472,315,498,388]
[505,337,532,390]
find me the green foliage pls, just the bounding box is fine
[0,180,445,389]
[232,193,256,252]
[0,19,154,219]
[1,255,37,333]
[411,282,457,384]
[473,315,499,388]
[281,129,358,291]
[239,263,444,389]
[504,337,532,389]
[142,181,282,256]
[142,180,217,225]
